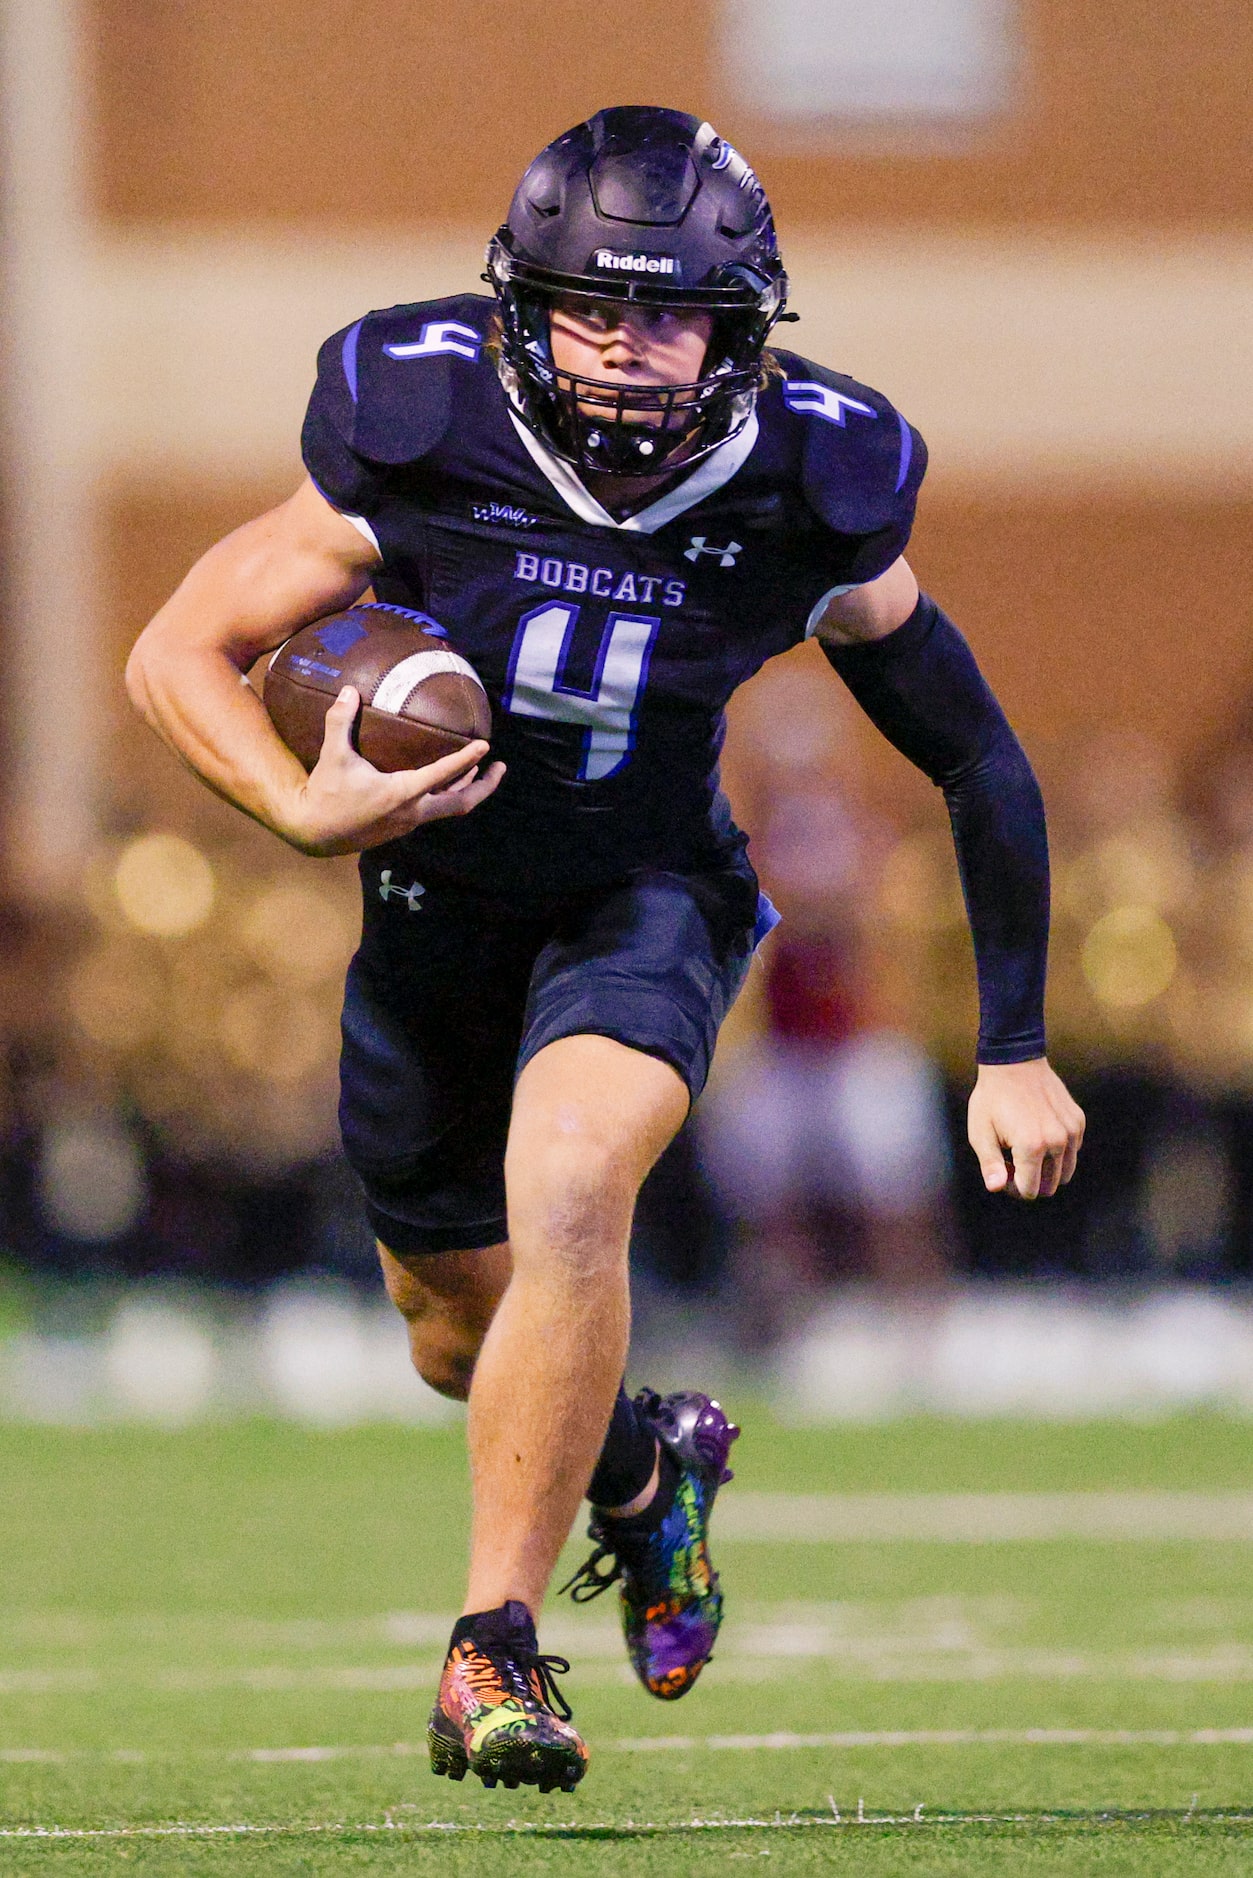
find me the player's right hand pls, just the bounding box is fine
[284,686,505,857]
[967,1057,1085,1201]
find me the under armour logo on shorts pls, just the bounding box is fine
[379,870,426,912]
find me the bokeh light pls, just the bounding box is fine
[218,983,334,1084]
[67,940,164,1048]
[1061,830,1192,920]
[237,882,357,985]
[1081,905,1178,1010]
[37,1113,146,1242]
[114,834,216,938]
[58,837,359,1168]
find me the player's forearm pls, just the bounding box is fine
[818,592,1049,1062]
[127,632,315,842]
[127,482,380,846]
[943,733,1049,1062]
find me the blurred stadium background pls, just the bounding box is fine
[1,0,1252,1427]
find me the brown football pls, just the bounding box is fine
[264,604,492,774]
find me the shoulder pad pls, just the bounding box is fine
[309,293,495,468]
[767,349,927,543]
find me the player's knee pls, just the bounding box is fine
[394,1296,489,1399]
[405,1318,480,1401]
[379,1255,497,1399]
[510,1139,638,1267]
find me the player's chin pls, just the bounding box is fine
[576,384,700,428]
[575,402,670,431]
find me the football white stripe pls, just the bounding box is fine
[370,650,485,715]
[336,509,381,555]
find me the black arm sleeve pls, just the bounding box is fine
[820,593,1049,1064]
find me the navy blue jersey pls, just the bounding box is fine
[301,292,926,899]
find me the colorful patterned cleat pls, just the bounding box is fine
[427,1601,589,1793]
[562,1390,739,1701]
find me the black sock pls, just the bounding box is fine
[600,1446,680,1533]
[586,1385,658,1510]
[450,1600,536,1655]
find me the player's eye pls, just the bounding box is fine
[551,298,698,346]
[553,297,618,333]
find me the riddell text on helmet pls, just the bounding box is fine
[593,250,677,275]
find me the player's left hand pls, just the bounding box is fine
[967,1058,1085,1200]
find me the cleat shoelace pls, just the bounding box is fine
[495,1645,575,1723]
[559,1533,627,1604]
[454,1634,575,1722]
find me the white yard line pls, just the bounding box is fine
[12,1654,1253,1689]
[719,1491,1253,1543]
[0,1670,99,1694]
[0,1612,465,1651]
[14,1651,1253,1690]
[584,1652,1253,1684]
[7,1729,1253,1768]
[4,1588,1246,1651]
[11,1580,1253,1697]
[617,1728,1253,1750]
[2,1804,1253,1841]
[19,1624,1253,1688]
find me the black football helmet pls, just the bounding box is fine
[486,106,788,477]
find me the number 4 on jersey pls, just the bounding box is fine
[502,603,659,781]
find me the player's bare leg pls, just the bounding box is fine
[424,1034,686,1789]
[381,1072,741,1711]
[463,1033,687,1616]
[378,1242,511,1400]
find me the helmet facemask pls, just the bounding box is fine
[487,239,784,478]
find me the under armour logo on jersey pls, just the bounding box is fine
[685,536,742,567]
[384,321,481,363]
[378,870,426,912]
[783,380,877,427]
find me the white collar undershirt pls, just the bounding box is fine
[506,406,760,535]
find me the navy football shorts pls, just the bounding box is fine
[339,852,773,1255]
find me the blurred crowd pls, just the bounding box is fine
[4,645,1253,1333]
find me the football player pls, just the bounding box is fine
[127,106,1084,1794]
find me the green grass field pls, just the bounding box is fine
[3,1412,1253,1874]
